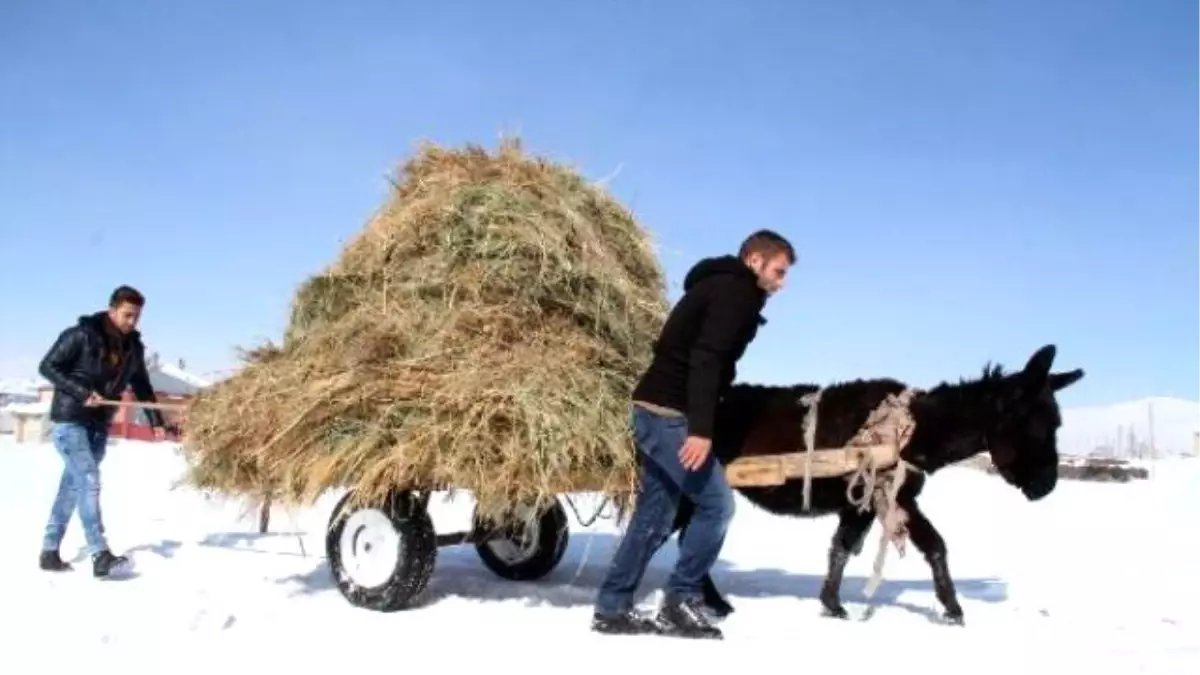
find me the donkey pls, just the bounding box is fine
[671,343,1085,625]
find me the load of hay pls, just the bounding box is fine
[180,138,669,523]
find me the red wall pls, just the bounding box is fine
[108,389,190,442]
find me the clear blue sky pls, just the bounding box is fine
[1,0,1196,407]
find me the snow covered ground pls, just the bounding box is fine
[1,436,1197,673]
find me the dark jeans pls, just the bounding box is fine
[594,406,736,616]
[42,422,110,556]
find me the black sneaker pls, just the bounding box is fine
[590,609,663,636]
[39,550,73,572]
[656,597,724,639]
[92,550,132,579]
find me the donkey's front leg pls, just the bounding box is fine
[819,508,874,619]
[903,499,965,625]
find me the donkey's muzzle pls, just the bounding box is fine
[1021,464,1058,501]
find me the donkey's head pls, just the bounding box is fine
[907,344,1084,501]
[982,344,1083,501]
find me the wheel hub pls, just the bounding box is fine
[339,508,403,589]
[483,508,541,564]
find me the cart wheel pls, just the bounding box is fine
[474,499,570,581]
[326,490,437,611]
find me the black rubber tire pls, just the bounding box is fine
[326,490,438,612]
[473,499,570,581]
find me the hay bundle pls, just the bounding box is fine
[180,139,669,522]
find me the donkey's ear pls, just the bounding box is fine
[1048,368,1084,392]
[1021,344,1057,389]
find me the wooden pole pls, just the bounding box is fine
[97,399,187,412]
[723,444,900,487]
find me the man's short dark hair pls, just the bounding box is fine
[738,229,795,264]
[109,285,145,308]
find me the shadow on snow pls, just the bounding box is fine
[181,529,1008,623]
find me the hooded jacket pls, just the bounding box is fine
[631,255,767,439]
[38,311,165,431]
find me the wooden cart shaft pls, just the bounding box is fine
[723,443,899,487]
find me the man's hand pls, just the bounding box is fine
[679,435,712,471]
[152,426,167,442]
[83,392,105,407]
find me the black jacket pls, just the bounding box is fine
[38,311,164,430]
[631,255,767,439]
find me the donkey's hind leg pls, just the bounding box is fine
[673,498,735,617]
[820,507,874,619]
[902,499,965,625]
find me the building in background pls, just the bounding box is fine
[3,400,50,442]
[110,357,210,441]
[0,378,41,439]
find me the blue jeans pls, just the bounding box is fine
[594,406,736,616]
[42,422,110,556]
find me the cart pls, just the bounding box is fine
[324,445,898,612]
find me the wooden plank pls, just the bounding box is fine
[725,457,787,487]
[724,444,900,487]
[97,399,188,412]
[779,444,900,478]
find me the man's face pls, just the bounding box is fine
[746,252,792,296]
[107,302,142,334]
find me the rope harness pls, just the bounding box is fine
[797,387,923,598]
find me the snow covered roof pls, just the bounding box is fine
[1,399,49,416]
[156,362,213,389]
[147,362,213,397]
[148,371,198,397]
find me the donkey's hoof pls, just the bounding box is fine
[821,604,850,620]
[942,610,965,626]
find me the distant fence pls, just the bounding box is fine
[952,399,1198,483]
[1055,399,1199,460]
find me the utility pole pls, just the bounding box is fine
[1147,400,1156,460]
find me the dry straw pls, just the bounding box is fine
[180,138,669,524]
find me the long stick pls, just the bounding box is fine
[96,399,188,412]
